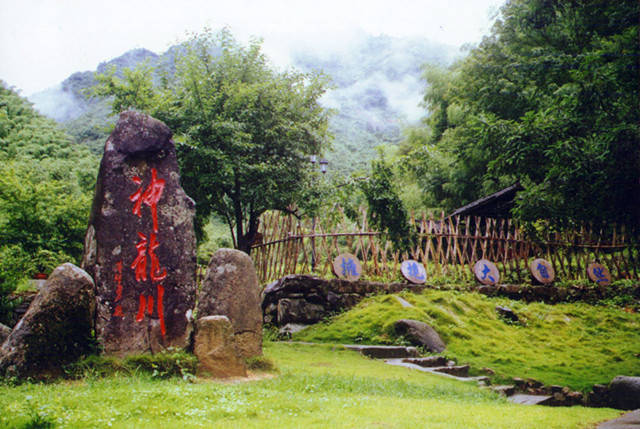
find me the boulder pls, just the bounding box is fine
[194,316,247,378]
[0,264,95,379]
[82,111,197,356]
[277,298,325,325]
[608,376,640,410]
[393,319,446,353]
[197,249,262,358]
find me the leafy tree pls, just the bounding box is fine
[0,82,97,320]
[93,29,332,253]
[360,156,413,252]
[407,0,640,229]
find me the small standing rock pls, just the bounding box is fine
[197,249,263,358]
[194,316,247,378]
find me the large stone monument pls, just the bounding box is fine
[82,111,197,356]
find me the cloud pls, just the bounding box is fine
[0,0,503,95]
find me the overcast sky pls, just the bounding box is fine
[0,0,503,96]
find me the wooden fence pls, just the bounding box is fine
[250,209,640,285]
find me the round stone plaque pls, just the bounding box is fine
[400,260,427,284]
[473,259,500,285]
[587,262,612,286]
[530,258,555,284]
[332,253,362,281]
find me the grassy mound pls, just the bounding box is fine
[293,289,640,391]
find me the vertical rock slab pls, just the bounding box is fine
[82,111,197,356]
[0,263,95,379]
[197,249,262,358]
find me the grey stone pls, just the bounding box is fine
[0,264,95,379]
[194,316,247,378]
[82,111,197,356]
[276,298,325,325]
[393,319,446,353]
[508,394,553,405]
[597,410,640,429]
[492,385,516,396]
[608,376,640,410]
[402,356,449,368]
[197,249,262,358]
[433,365,470,377]
[344,345,420,359]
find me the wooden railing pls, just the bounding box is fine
[250,209,639,285]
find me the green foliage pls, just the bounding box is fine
[360,157,414,251]
[92,29,332,253]
[405,0,640,228]
[295,290,640,391]
[0,82,98,322]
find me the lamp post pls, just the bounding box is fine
[310,155,328,272]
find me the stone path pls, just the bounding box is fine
[597,410,640,429]
[385,358,486,382]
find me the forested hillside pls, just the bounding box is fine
[0,82,98,322]
[29,35,457,176]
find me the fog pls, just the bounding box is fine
[0,0,502,96]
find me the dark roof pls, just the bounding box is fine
[449,183,522,218]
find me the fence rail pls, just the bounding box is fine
[250,209,639,285]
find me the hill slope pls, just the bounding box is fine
[29,34,457,175]
[293,289,640,391]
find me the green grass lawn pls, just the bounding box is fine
[0,342,622,428]
[293,289,640,391]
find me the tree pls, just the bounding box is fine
[0,82,98,321]
[360,156,413,252]
[93,29,332,253]
[407,0,640,229]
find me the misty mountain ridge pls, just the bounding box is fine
[29,34,458,174]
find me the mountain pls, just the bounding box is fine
[29,35,458,175]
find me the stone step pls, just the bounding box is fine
[402,356,450,368]
[344,345,420,359]
[508,394,553,406]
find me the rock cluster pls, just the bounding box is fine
[262,275,425,327]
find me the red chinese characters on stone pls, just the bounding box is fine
[130,232,167,283]
[114,168,168,337]
[113,261,124,317]
[129,168,165,233]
